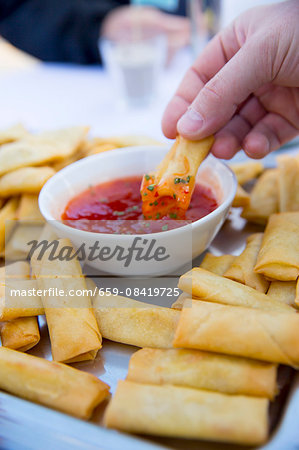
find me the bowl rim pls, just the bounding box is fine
[39,145,237,240]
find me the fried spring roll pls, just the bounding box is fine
[254,212,299,281]
[178,268,293,312]
[0,198,19,253]
[0,126,89,176]
[93,294,180,349]
[200,253,236,276]
[173,300,299,366]
[267,281,297,308]
[277,155,299,212]
[0,347,109,419]
[31,238,102,363]
[296,279,299,308]
[224,233,269,293]
[230,161,264,185]
[0,317,40,351]
[241,169,278,225]
[105,380,268,446]
[127,348,277,399]
[232,184,250,207]
[0,123,28,144]
[141,135,213,219]
[17,194,44,222]
[0,279,43,320]
[0,166,55,197]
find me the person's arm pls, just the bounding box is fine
[162,0,299,159]
[0,0,128,64]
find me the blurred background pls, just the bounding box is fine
[0,0,285,144]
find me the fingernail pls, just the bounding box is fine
[178,108,204,135]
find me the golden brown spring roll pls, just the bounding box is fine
[241,169,278,225]
[0,346,109,419]
[232,184,250,207]
[0,123,28,144]
[230,161,264,185]
[0,198,19,253]
[31,238,102,363]
[173,300,299,366]
[224,233,269,293]
[0,126,89,176]
[105,380,268,446]
[277,155,299,212]
[178,268,293,312]
[93,294,180,349]
[0,279,43,320]
[254,212,299,281]
[0,166,55,197]
[200,253,236,276]
[127,348,277,399]
[17,194,44,222]
[0,317,40,351]
[296,279,299,308]
[267,281,297,308]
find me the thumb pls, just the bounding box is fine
[177,41,270,140]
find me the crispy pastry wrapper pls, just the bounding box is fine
[254,212,299,281]
[277,155,299,212]
[0,347,109,419]
[178,267,293,312]
[232,184,250,207]
[0,166,55,197]
[224,233,269,292]
[0,123,29,144]
[230,161,264,185]
[0,197,19,253]
[200,253,236,276]
[173,300,299,366]
[93,294,180,348]
[241,169,278,225]
[31,238,102,362]
[141,135,213,219]
[296,279,299,308]
[105,380,269,446]
[127,348,277,399]
[0,126,89,176]
[268,281,297,308]
[0,317,40,351]
[17,194,44,222]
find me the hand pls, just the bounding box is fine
[162,0,299,159]
[101,6,190,62]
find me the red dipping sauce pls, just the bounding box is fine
[62,176,218,234]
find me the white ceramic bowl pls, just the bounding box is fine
[39,146,236,276]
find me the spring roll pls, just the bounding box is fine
[230,161,264,185]
[0,126,89,176]
[0,317,40,351]
[267,281,297,308]
[0,123,29,144]
[173,300,299,366]
[200,253,236,276]
[105,380,268,446]
[178,268,293,312]
[17,194,44,222]
[31,238,102,363]
[224,233,269,293]
[0,166,55,197]
[127,348,277,399]
[254,212,299,280]
[277,155,299,212]
[296,279,299,308]
[0,278,43,320]
[93,294,180,349]
[232,184,250,207]
[0,346,109,419]
[141,135,213,219]
[241,169,279,225]
[0,198,19,253]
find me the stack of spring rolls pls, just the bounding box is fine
[105,159,299,446]
[0,123,161,421]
